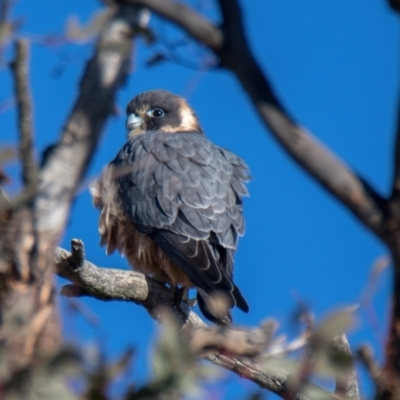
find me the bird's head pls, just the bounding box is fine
[125,90,203,138]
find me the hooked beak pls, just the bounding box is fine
[126,113,143,132]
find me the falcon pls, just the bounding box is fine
[91,90,250,324]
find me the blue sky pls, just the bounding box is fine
[1,0,399,398]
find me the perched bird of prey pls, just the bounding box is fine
[91,90,250,324]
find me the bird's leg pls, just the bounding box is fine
[187,296,197,308]
[152,270,173,286]
[172,286,197,308]
[150,270,197,308]
[172,285,185,308]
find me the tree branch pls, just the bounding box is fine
[55,240,340,400]
[388,0,400,12]
[218,0,387,240]
[55,240,193,323]
[391,91,400,203]
[10,39,38,191]
[122,0,387,242]
[357,344,389,399]
[0,3,141,371]
[125,0,222,50]
[385,80,400,386]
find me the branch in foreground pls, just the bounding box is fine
[55,240,351,400]
[357,345,388,399]
[8,38,38,282]
[55,240,273,354]
[0,3,141,371]
[332,334,359,399]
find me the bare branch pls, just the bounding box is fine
[5,39,38,284]
[218,0,387,243]
[55,240,186,316]
[388,0,400,12]
[386,84,400,388]
[10,39,38,190]
[357,345,389,399]
[55,241,336,400]
[125,0,222,50]
[391,92,400,202]
[122,0,387,243]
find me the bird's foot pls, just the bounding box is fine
[186,297,197,308]
[173,286,197,308]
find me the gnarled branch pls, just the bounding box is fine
[55,240,354,400]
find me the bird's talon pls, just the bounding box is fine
[173,286,188,308]
[173,287,197,308]
[187,297,197,308]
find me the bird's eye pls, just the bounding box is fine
[147,108,165,118]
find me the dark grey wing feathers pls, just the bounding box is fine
[118,132,248,245]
